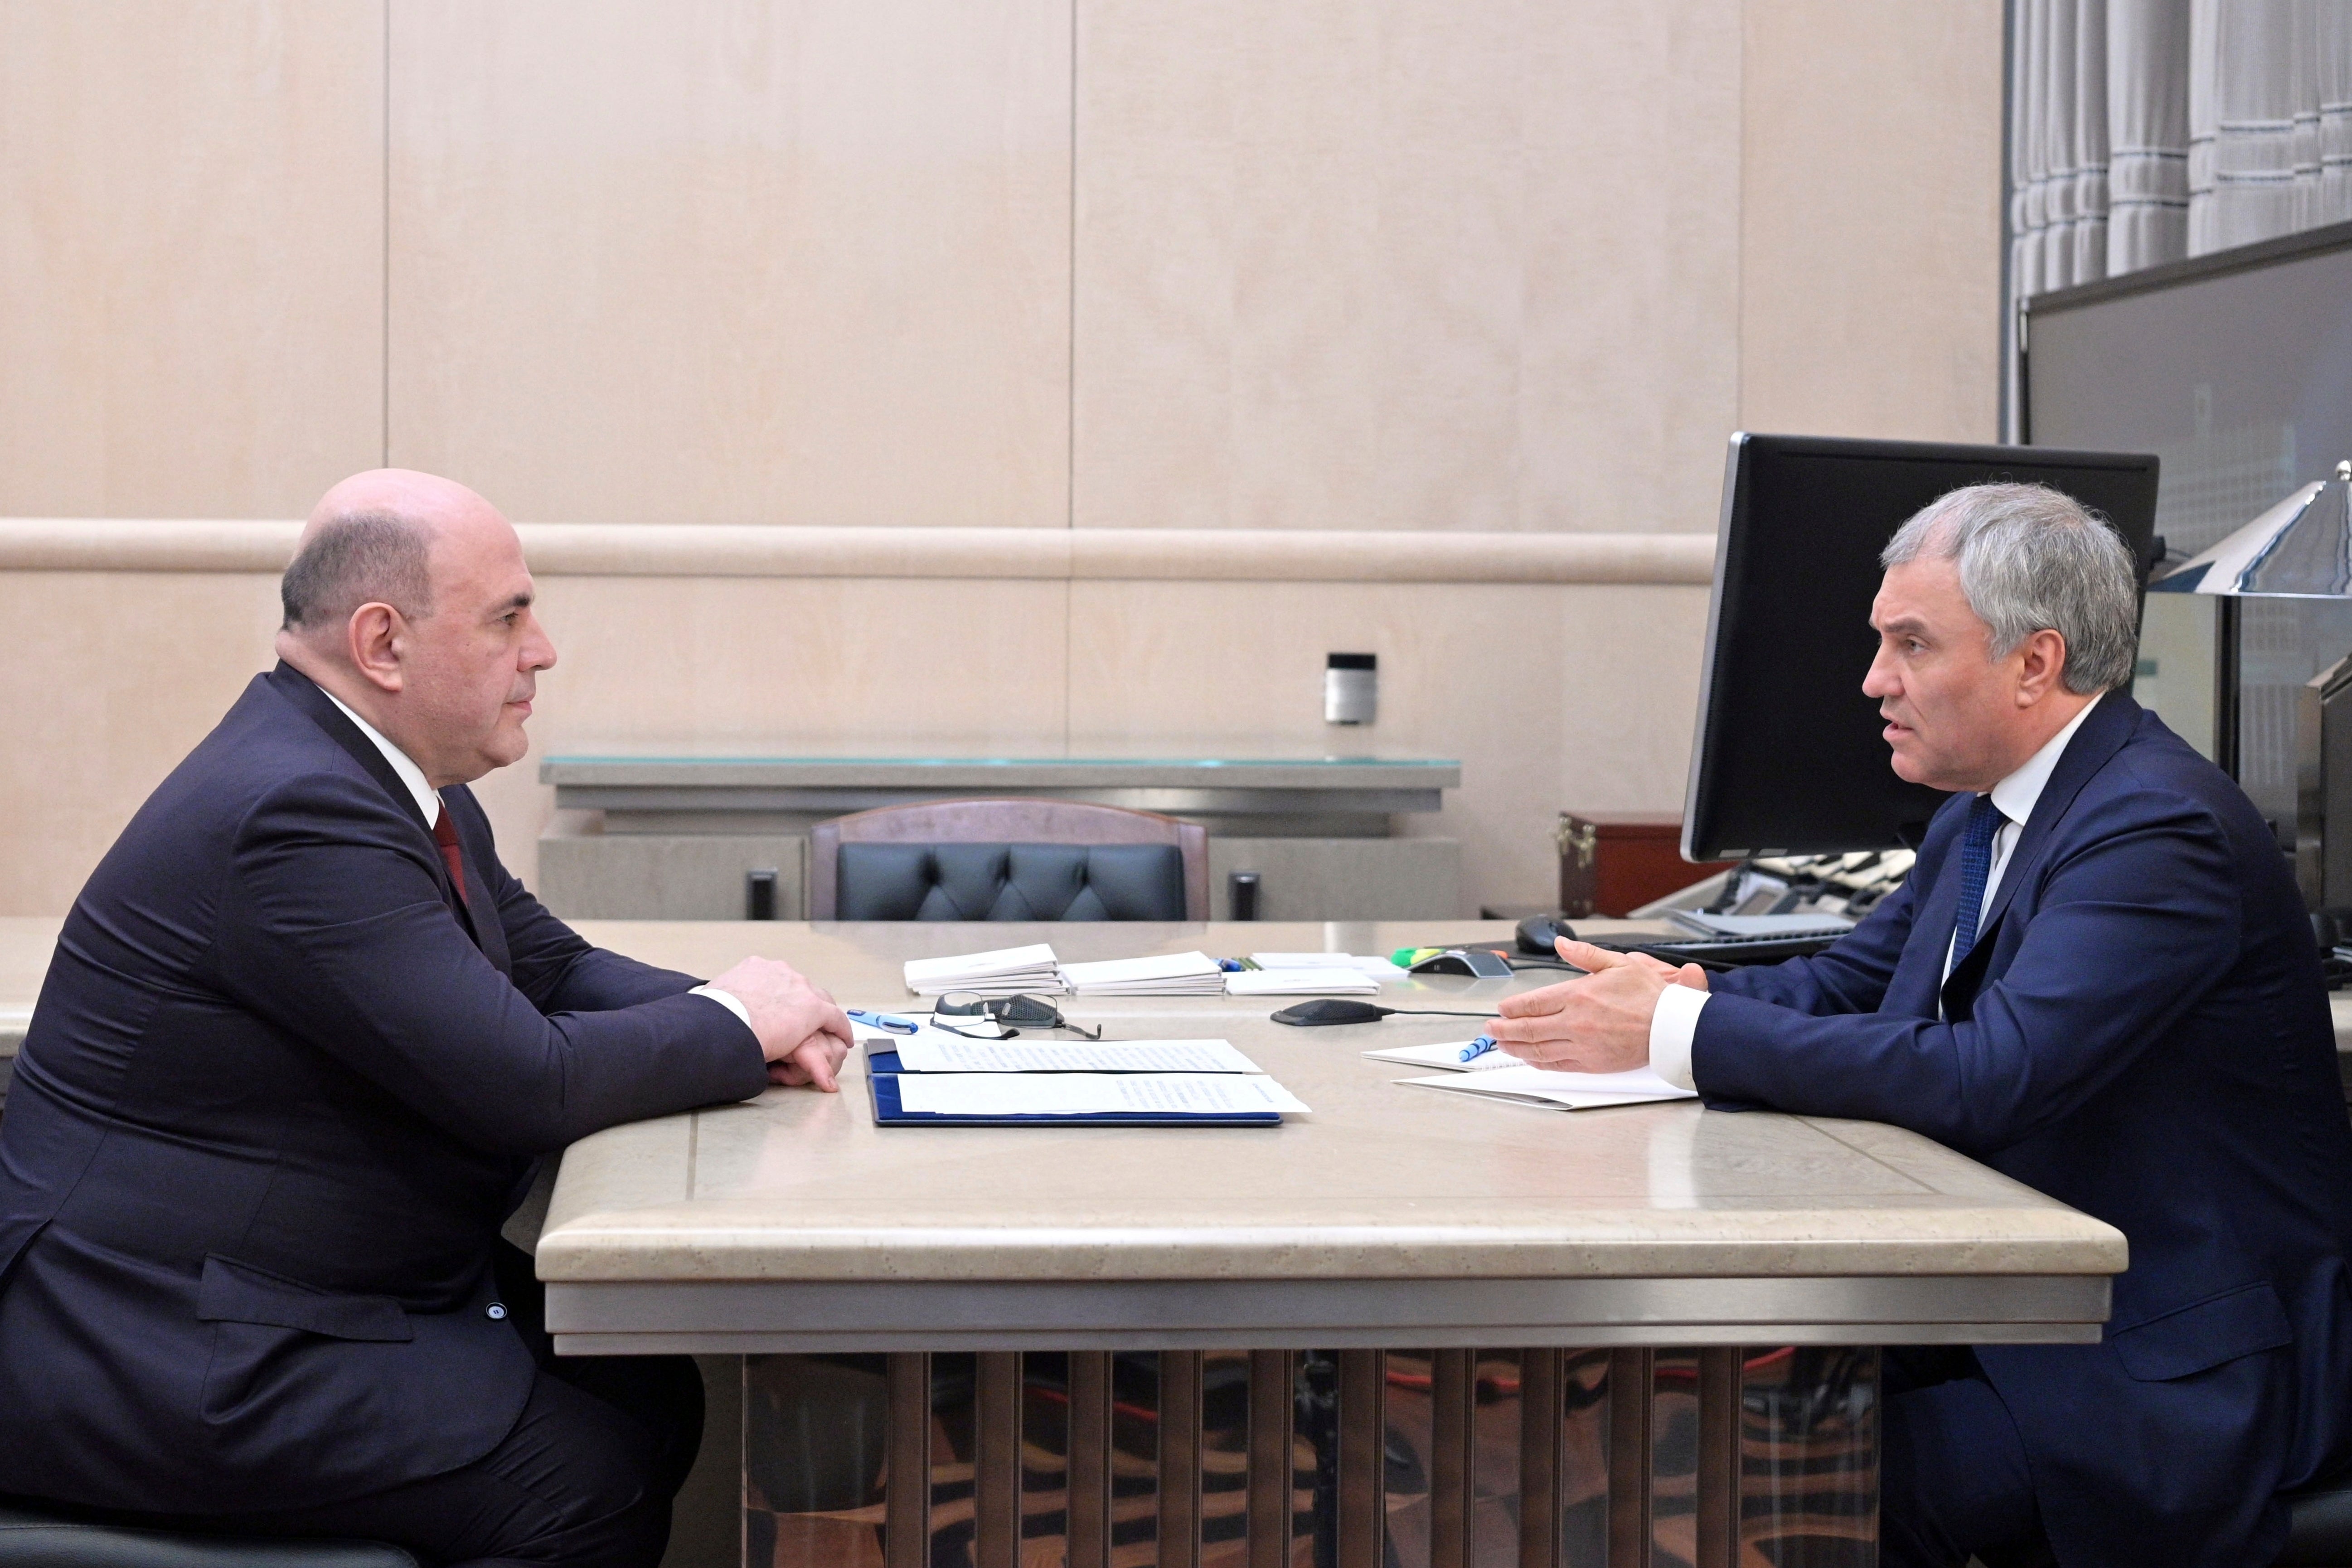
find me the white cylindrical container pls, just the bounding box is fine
[1324,653,1377,726]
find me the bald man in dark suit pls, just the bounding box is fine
[0,470,854,1568]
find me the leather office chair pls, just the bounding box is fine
[2279,1476,2352,1564]
[0,1500,415,1568]
[808,799,1209,921]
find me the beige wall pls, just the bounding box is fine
[0,0,2005,917]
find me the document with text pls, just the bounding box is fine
[894,1072,1311,1117]
[886,1037,1263,1074]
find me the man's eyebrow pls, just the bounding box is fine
[1872,614,1929,637]
[491,591,533,614]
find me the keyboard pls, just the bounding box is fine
[1600,927,1848,968]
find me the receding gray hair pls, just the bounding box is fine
[280,510,433,631]
[1880,482,2139,694]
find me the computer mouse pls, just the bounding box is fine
[1408,949,1514,978]
[1517,915,1575,955]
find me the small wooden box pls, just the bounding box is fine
[1555,813,1738,919]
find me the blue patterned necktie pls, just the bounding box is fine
[1949,793,2005,968]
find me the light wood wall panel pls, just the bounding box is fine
[0,574,283,913]
[474,574,1071,895]
[1737,0,2006,441]
[1067,580,1711,912]
[0,1,386,517]
[386,0,1072,528]
[1071,0,1743,535]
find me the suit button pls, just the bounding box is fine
[486,1302,508,1321]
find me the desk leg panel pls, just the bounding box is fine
[740,1345,1877,1568]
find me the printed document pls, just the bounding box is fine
[895,1073,1311,1117]
[887,1037,1263,1074]
[1397,1062,1695,1111]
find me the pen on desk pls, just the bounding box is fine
[1459,1035,1498,1063]
[846,1009,919,1034]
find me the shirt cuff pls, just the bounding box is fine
[1649,982,1709,1092]
[689,984,754,1032]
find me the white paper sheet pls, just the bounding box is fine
[895,1073,1310,1117]
[888,1037,1263,1074]
[1250,953,1409,979]
[1224,967,1377,996]
[1362,1040,1523,1073]
[1396,1062,1696,1111]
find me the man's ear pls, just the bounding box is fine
[2015,627,2068,706]
[345,602,407,694]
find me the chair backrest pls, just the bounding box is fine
[809,799,1209,920]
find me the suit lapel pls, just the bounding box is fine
[269,663,482,946]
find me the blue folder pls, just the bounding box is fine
[863,1050,1283,1128]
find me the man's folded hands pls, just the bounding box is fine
[706,954,856,1093]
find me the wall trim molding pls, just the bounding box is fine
[0,519,1716,586]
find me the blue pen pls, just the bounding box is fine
[847,1009,919,1035]
[1459,1035,1498,1063]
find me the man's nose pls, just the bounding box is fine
[522,611,557,671]
[1861,647,1895,698]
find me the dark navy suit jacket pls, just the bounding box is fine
[0,665,768,1514]
[1699,692,2352,1565]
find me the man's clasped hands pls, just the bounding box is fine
[705,956,857,1093]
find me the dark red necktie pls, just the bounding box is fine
[432,810,470,908]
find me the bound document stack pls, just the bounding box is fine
[1060,951,1228,997]
[860,1029,1312,1125]
[902,944,1065,997]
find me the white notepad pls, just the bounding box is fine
[895,1073,1311,1117]
[1396,1062,1696,1111]
[1250,953,1410,980]
[1362,1040,1523,1073]
[887,1037,1263,1074]
[1225,966,1378,997]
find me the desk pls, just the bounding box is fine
[532,919,2118,1568]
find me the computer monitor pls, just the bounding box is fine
[1682,433,2162,863]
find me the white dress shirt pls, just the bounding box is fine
[1648,693,2104,1090]
[320,689,755,1033]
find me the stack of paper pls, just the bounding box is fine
[1226,966,1377,997]
[895,1073,1310,1118]
[1251,952,1409,980]
[888,1036,1265,1074]
[1396,1061,1696,1112]
[1061,951,1227,997]
[902,944,1064,997]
